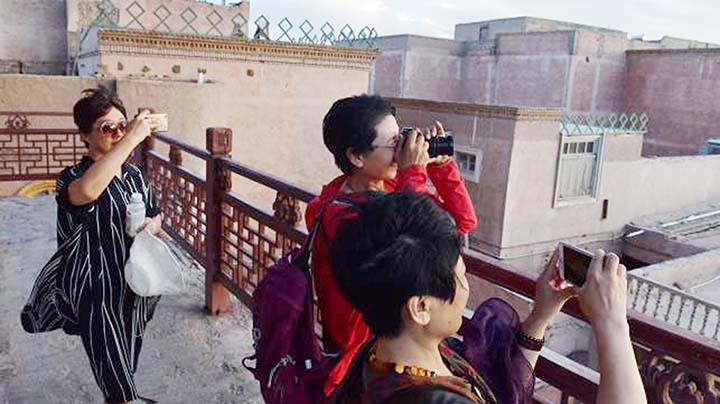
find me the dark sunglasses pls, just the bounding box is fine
[99,120,128,136]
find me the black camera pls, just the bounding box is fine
[400,127,454,158]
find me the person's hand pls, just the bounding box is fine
[529,247,580,325]
[395,128,430,169]
[578,250,628,331]
[427,121,452,165]
[138,217,162,235]
[124,109,152,147]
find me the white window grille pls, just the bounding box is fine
[554,135,604,205]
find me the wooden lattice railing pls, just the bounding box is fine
[2,115,719,403]
[140,126,720,403]
[0,111,84,181]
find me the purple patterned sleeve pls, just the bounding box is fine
[460,298,535,404]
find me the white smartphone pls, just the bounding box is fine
[145,113,168,132]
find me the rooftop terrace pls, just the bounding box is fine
[0,196,262,403]
[2,111,720,403]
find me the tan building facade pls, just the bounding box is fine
[372,17,720,157]
[390,98,720,271]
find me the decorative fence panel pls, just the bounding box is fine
[0,112,84,181]
[80,0,377,47]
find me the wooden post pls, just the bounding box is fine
[169,145,182,166]
[205,127,232,315]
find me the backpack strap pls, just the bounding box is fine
[241,354,257,372]
[293,195,358,269]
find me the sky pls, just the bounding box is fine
[209,0,720,44]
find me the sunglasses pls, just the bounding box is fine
[99,120,127,136]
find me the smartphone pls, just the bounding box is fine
[145,113,168,132]
[559,242,594,286]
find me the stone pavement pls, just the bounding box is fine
[0,196,262,404]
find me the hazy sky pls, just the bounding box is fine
[211,0,719,44]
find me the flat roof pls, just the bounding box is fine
[454,16,625,35]
[631,201,720,250]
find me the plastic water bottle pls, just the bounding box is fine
[126,192,146,237]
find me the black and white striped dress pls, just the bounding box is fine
[21,156,161,403]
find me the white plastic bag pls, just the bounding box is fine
[125,230,186,296]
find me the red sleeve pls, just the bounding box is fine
[427,160,478,234]
[385,164,428,193]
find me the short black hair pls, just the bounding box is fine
[322,95,396,175]
[73,86,127,135]
[330,192,462,337]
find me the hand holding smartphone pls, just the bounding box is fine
[145,113,168,132]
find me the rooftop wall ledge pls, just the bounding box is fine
[386,97,565,121]
[627,47,720,55]
[88,28,380,71]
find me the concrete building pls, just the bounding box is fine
[0,0,69,74]
[0,0,250,75]
[389,97,720,271]
[371,17,720,157]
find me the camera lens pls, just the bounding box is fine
[428,135,454,158]
[399,127,454,158]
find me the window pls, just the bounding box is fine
[562,140,595,155]
[454,147,482,183]
[457,152,476,172]
[478,25,489,41]
[554,135,604,205]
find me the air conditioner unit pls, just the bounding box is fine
[708,138,720,155]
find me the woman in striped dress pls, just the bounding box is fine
[21,86,163,404]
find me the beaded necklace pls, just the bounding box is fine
[367,343,440,378]
[366,342,496,404]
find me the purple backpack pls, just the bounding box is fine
[242,198,354,404]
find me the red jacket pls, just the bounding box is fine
[304,160,478,395]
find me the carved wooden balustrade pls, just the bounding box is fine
[466,251,720,404]
[0,111,84,181]
[2,117,719,403]
[140,126,720,403]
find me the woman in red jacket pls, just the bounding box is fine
[305,95,478,394]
